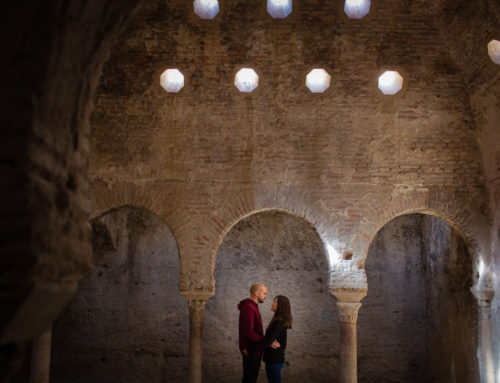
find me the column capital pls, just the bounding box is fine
[182,291,211,324]
[337,302,362,324]
[331,287,367,303]
[189,299,207,324]
[471,285,494,304]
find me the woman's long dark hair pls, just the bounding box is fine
[268,295,293,329]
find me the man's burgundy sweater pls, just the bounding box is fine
[238,298,265,356]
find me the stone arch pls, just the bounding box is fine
[90,186,192,278]
[204,208,338,382]
[90,182,185,232]
[89,205,183,300]
[215,206,330,264]
[351,188,490,285]
[358,213,479,382]
[208,186,339,291]
[91,203,182,266]
[52,204,188,382]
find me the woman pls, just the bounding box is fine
[250,295,292,383]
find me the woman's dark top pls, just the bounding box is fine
[250,319,287,364]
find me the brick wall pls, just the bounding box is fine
[91,0,490,294]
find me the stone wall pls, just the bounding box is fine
[360,214,428,382]
[435,2,500,377]
[359,214,478,382]
[32,211,479,383]
[90,0,489,294]
[470,72,500,382]
[204,211,336,383]
[50,207,188,383]
[2,0,498,381]
[424,215,478,383]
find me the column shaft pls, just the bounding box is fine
[188,299,206,383]
[480,304,494,383]
[339,321,357,383]
[188,322,203,383]
[30,326,52,383]
[336,302,362,383]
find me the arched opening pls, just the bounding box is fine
[358,213,478,382]
[49,206,187,383]
[204,210,338,382]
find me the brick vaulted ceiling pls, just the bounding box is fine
[90,0,498,271]
[433,0,500,91]
[93,0,499,177]
[96,0,500,110]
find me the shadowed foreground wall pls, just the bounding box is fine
[204,211,338,383]
[50,207,188,383]
[359,214,478,383]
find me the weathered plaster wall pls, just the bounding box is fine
[424,215,478,383]
[434,2,500,376]
[360,214,428,382]
[50,207,188,383]
[204,211,337,383]
[359,214,477,382]
[470,73,500,382]
[90,0,489,294]
[40,211,478,383]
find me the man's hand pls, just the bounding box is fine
[271,340,280,349]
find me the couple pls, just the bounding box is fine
[238,283,293,383]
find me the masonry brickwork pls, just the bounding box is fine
[1,0,499,382]
[91,0,491,295]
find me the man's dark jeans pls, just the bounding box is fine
[242,354,262,383]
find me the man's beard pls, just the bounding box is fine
[257,298,264,303]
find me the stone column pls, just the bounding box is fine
[479,300,495,383]
[332,289,367,383]
[337,302,362,383]
[472,286,495,383]
[188,299,207,383]
[30,326,52,383]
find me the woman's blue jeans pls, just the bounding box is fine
[265,362,284,383]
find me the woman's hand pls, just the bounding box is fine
[242,348,249,356]
[270,340,280,349]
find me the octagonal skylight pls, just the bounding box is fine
[344,0,371,19]
[378,70,404,95]
[306,69,331,93]
[487,39,500,65]
[160,69,184,93]
[234,68,259,93]
[193,0,219,20]
[267,0,292,19]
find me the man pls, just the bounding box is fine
[238,283,278,383]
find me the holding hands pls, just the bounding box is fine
[242,340,280,356]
